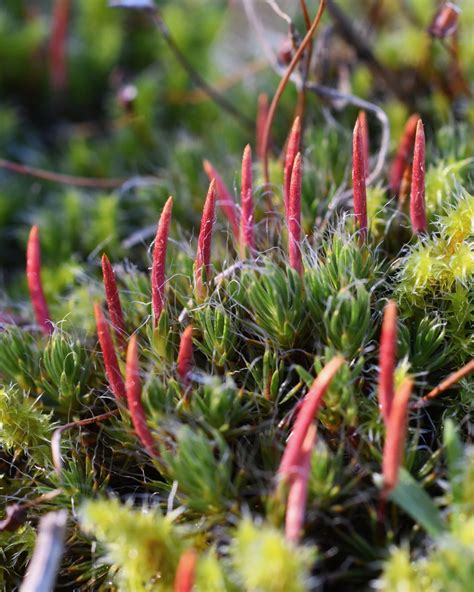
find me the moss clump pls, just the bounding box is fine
[80,499,183,592]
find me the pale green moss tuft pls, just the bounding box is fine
[231,518,316,592]
[0,387,53,464]
[80,499,183,592]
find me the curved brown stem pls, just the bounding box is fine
[51,409,120,476]
[262,0,327,185]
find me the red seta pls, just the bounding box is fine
[125,335,159,458]
[352,116,368,241]
[283,116,301,214]
[287,152,303,276]
[378,300,398,426]
[410,119,427,235]
[101,254,126,351]
[177,325,194,387]
[240,144,254,257]
[382,379,413,494]
[94,303,126,402]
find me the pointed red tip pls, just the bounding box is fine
[203,159,211,174]
[194,180,217,300]
[357,111,369,176]
[177,325,194,387]
[94,302,126,401]
[284,116,302,213]
[152,196,173,324]
[410,119,427,235]
[287,152,303,276]
[101,253,126,349]
[241,144,253,200]
[26,225,52,335]
[240,145,254,257]
[352,119,368,241]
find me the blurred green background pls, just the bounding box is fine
[0,0,472,296]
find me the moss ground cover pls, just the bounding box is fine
[0,1,473,590]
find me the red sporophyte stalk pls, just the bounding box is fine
[101,254,126,351]
[93,303,126,402]
[378,300,397,426]
[352,117,368,241]
[240,144,255,257]
[389,113,419,194]
[256,93,269,161]
[358,111,369,176]
[26,225,52,335]
[287,152,303,276]
[203,160,239,237]
[125,335,159,458]
[278,356,344,479]
[285,423,316,543]
[174,549,198,592]
[382,378,413,495]
[284,116,301,213]
[194,180,217,301]
[177,325,194,387]
[152,196,173,325]
[49,0,70,92]
[410,119,427,235]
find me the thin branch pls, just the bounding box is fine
[261,1,327,185]
[0,158,125,188]
[242,0,281,72]
[51,409,120,476]
[151,13,254,132]
[110,2,254,130]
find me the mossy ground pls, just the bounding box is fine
[0,1,473,591]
